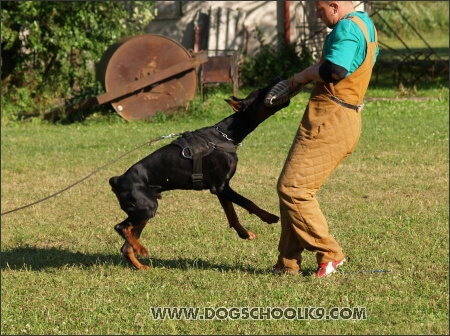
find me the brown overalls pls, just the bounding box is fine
[276,16,378,272]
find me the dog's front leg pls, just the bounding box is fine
[217,196,256,240]
[219,184,279,224]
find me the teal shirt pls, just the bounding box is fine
[323,11,379,76]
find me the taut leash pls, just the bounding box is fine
[1,133,183,216]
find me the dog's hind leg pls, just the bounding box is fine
[115,220,150,270]
[120,242,150,270]
[218,196,256,240]
[130,222,149,257]
[115,220,149,256]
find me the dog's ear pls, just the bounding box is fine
[109,176,119,190]
[225,98,244,112]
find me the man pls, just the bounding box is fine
[273,1,379,277]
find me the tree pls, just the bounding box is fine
[1,1,155,119]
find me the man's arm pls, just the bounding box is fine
[318,60,348,83]
[289,59,348,88]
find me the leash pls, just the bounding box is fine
[1,132,183,216]
[342,270,390,275]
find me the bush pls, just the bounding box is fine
[240,27,314,87]
[1,2,155,120]
[371,1,449,39]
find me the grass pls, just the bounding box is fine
[1,85,449,334]
[370,28,449,90]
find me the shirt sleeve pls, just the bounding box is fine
[323,19,363,73]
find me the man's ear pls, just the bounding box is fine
[331,2,338,14]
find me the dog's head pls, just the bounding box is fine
[109,176,162,221]
[225,77,290,124]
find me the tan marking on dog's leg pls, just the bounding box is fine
[123,225,149,257]
[121,242,150,270]
[131,222,149,257]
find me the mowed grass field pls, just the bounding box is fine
[1,86,448,334]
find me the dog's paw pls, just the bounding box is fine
[263,213,280,224]
[237,230,256,240]
[247,231,257,240]
[121,243,150,270]
[136,246,149,257]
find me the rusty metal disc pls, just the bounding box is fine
[102,34,197,121]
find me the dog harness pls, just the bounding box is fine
[171,130,238,190]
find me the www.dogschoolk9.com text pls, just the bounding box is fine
[150,306,367,321]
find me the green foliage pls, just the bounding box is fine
[240,28,314,87]
[1,1,155,119]
[369,2,449,89]
[371,1,449,39]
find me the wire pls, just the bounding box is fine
[1,133,182,216]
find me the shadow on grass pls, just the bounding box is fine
[0,246,317,276]
[1,246,124,271]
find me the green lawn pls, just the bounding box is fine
[1,86,449,334]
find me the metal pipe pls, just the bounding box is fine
[284,1,290,44]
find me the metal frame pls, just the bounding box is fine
[199,49,239,102]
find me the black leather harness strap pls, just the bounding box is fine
[171,130,238,190]
[191,154,204,190]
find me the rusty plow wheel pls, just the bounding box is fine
[100,34,200,121]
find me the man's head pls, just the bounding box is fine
[315,1,356,28]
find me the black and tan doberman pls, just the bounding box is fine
[109,78,290,269]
